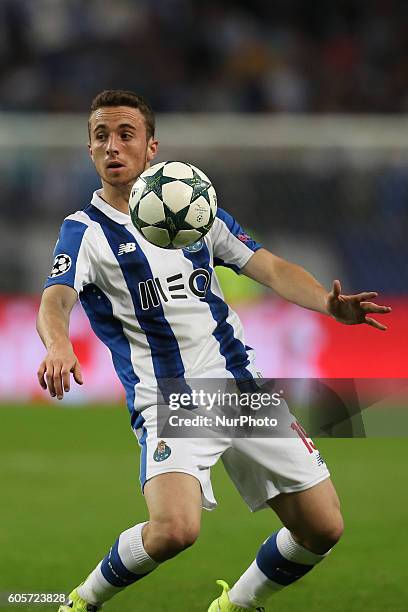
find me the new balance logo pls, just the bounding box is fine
[118,242,136,256]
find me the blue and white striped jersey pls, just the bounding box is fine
[45,190,262,417]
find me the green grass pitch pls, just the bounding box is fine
[1,404,407,611]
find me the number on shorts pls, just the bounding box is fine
[291,421,316,454]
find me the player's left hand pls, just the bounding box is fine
[326,280,392,331]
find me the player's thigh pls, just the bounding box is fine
[226,433,330,512]
[135,404,228,511]
[268,478,343,543]
[144,471,202,531]
[142,472,203,560]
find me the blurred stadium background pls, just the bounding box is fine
[1,1,407,611]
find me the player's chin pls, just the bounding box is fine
[104,172,132,187]
[103,167,142,188]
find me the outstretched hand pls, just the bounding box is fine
[326,280,391,331]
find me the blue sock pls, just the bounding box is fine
[229,528,329,608]
[78,522,159,606]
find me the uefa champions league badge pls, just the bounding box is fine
[153,440,172,462]
[184,239,203,253]
[49,254,72,277]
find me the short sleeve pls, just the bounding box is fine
[44,216,97,293]
[211,208,262,273]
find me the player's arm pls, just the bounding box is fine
[241,247,391,330]
[36,284,83,400]
[242,248,328,313]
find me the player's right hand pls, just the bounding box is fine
[37,342,83,400]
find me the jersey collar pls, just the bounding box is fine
[90,190,131,225]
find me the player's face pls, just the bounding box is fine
[88,106,158,188]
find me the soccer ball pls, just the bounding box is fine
[129,161,217,249]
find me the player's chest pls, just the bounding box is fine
[97,223,213,306]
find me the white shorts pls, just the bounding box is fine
[133,402,330,513]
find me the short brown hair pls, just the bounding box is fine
[88,89,155,140]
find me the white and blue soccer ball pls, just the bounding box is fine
[129,161,217,249]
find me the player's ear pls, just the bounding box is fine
[88,142,94,162]
[146,136,158,163]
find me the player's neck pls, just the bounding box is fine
[100,183,131,216]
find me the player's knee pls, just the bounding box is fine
[309,513,344,552]
[294,512,344,554]
[170,523,199,551]
[319,516,344,549]
[153,518,200,556]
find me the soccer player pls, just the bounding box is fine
[36,90,391,612]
